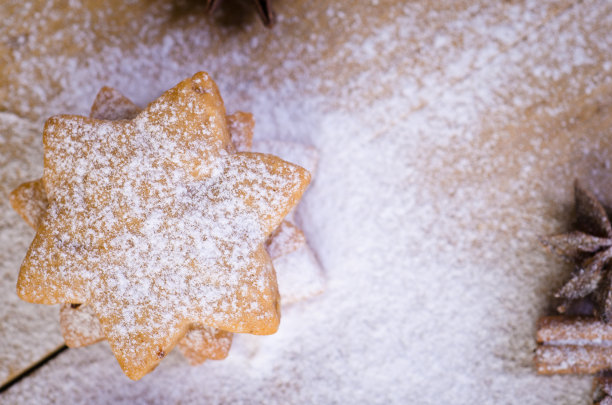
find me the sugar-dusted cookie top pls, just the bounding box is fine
[16,72,311,380]
[12,85,323,369]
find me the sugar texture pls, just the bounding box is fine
[1,0,612,403]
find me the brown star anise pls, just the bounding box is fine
[540,180,612,322]
[206,0,275,27]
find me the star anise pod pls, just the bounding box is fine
[540,180,612,322]
[594,371,612,405]
[206,0,275,27]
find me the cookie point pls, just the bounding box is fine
[8,186,20,207]
[15,278,30,302]
[43,115,61,133]
[191,72,215,94]
[116,355,151,381]
[124,368,145,381]
[301,166,312,186]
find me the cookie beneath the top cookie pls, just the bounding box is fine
[177,324,233,365]
[9,179,47,229]
[14,72,311,380]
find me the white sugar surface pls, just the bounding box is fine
[0,112,64,384]
[2,0,612,403]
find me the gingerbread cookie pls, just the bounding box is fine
[15,72,311,380]
[12,83,323,367]
[9,179,47,229]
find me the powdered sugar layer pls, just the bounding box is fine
[2,0,612,403]
[0,113,63,384]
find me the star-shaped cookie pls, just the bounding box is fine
[12,85,323,366]
[11,88,322,368]
[14,72,311,380]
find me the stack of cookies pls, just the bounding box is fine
[10,72,323,380]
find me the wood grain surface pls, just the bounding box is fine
[1,0,611,402]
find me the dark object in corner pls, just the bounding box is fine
[206,0,276,27]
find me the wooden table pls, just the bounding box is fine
[1,1,611,403]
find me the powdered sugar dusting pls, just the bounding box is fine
[0,112,63,384]
[1,0,612,402]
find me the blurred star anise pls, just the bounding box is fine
[206,0,275,27]
[541,180,612,322]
